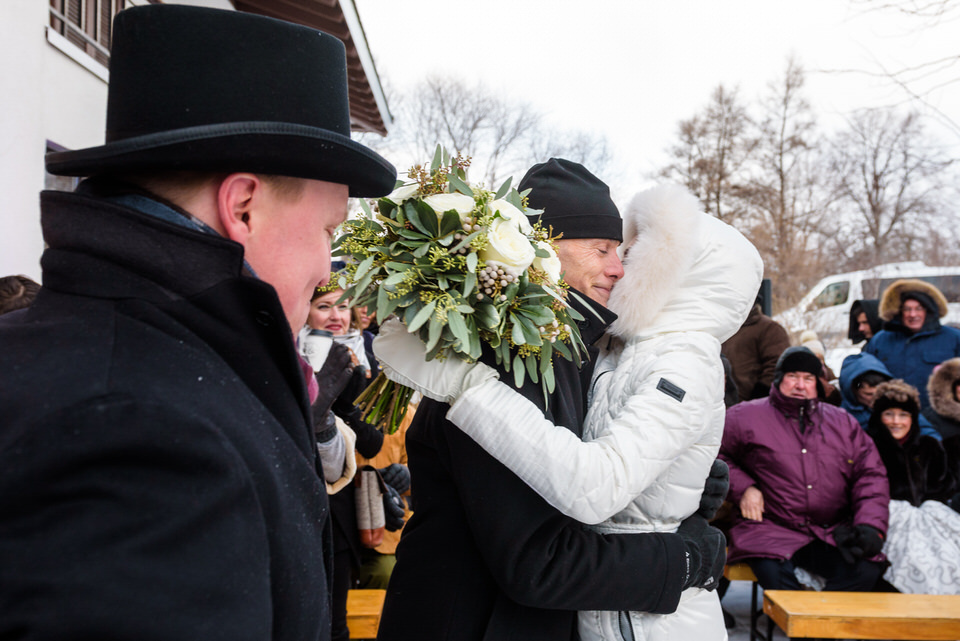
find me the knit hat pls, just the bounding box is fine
[518,158,622,242]
[799,330,825,358]
[773,346,822,386]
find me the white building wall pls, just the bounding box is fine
[0,0,109,280]
[0,0,234,281]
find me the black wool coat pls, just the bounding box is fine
[0,190,333,641]
[377,293,686,641]
[867,417,956,506]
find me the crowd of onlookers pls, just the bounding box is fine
[715,278,960,619]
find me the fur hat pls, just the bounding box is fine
[871,379,921,420]
[518,159,622,242]
[879,279,949,321]
[927,357,960,422]
[45,4,396,197]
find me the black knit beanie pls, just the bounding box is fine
[773,346,822,386]
[518,158,622,242]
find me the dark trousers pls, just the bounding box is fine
[748,539,885,591]
[331,548,355,641]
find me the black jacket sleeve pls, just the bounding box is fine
[421,398,686,614]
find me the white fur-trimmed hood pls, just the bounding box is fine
[607,184,763,342]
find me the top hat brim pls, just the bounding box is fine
[45,121,397,198]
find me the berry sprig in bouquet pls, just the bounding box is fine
[333,147,588,433]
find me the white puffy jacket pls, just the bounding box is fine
[448,185,762,641]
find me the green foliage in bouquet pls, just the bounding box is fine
[333,146,589,432]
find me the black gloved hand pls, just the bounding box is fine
[854,524,884,558]
[677,513,726,591]
[382,484,406,532]
[311,341,355,419]
[332,365,370,418]
[698,459,729,520]
[833,523,866,565]
[379,463,411,495]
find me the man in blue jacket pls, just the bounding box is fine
[865,279,960,411]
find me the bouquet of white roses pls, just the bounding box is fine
[333,147,589,433]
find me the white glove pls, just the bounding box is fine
[372,317,498,404]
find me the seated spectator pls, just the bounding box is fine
[720,346,889,592]
[849,298,882,346]
[0,274,40,315]
[865,279,960,409]
[866,380,960,594]
[867,380,955,505]
[839,353,893,429]
[924,358,960,492]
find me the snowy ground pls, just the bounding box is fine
[723,578,789,641]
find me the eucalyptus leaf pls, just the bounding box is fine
[354,255,375,280]
[414,243,431,258]
[510,313,526,346]
[493,176,512,200]
[539,342,553,373]
[466,252,478,273]
[534,246,551,259]
[426,316,443,352]
[447,310,469,348]
[448,173,473,197]
[513,354,525,388]
[451,230,481,253]
[524,354,539,384]
[383,271,407,286]
[431,145,442,171]
[408,299,436,332]
[463,272,477,298]
[543,362,556,393]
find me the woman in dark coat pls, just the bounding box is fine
[866,380,960,594]
[867,380,954,505]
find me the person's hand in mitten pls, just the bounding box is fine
[379,463,411,495]
[382,484,406,532]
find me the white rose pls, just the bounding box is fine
[385,183,419,205]
[424,193,477,225]
[489,199,533,234]
[533,241,562,285]
[481,219,536,274]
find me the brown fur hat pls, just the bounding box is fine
[927,357,960,422]
[871,379,921,434]
[879,279,949,321]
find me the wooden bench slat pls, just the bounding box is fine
[347,589,386,640]
[763,590,960,640]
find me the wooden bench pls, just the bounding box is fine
[347,589,386,639]
[725,562,775,641]
[763,589,960,640]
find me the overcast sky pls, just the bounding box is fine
[356,0,959,202]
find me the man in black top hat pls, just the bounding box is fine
[0,5,394,641]
[372,159,727,641]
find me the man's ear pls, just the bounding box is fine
[216,173,261,245]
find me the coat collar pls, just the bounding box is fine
[38,190,316,454]
[568,287,618,347]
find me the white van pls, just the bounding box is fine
[775,261,960,372]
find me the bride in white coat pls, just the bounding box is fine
[377,184,762,641]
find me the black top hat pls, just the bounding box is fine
[45,4,396,197]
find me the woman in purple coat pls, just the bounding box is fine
[720,346,890,591]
